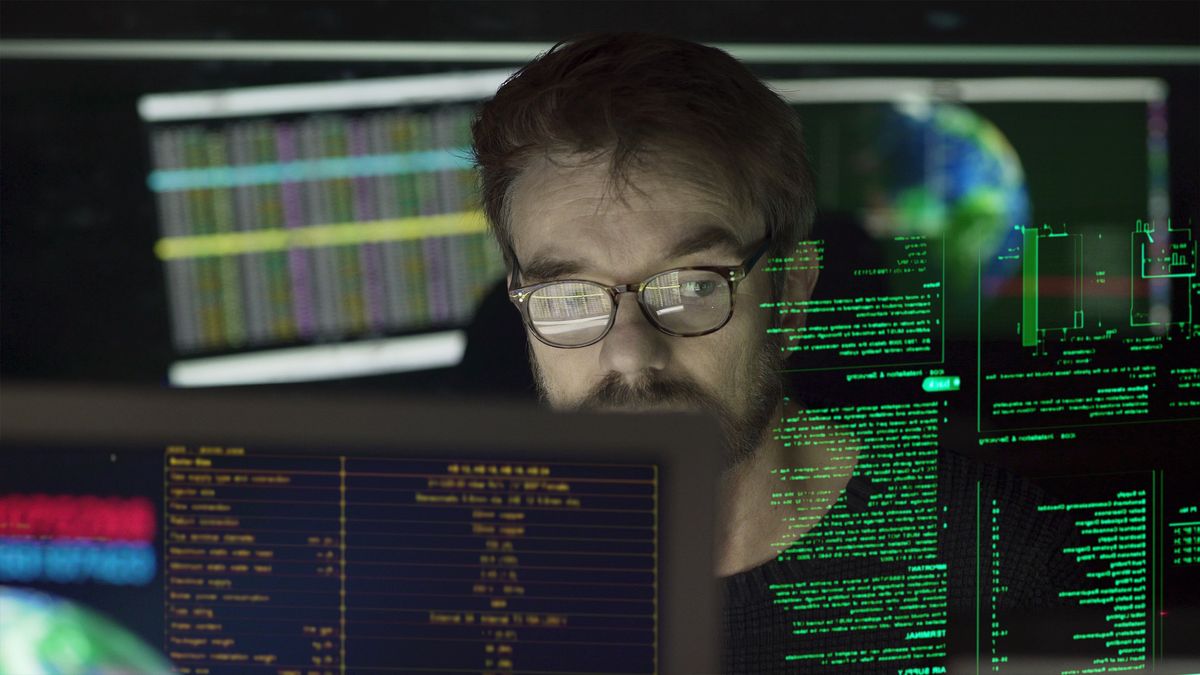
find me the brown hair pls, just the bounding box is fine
[471,33,815,291]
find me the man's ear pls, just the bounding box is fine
[778,242,820,332]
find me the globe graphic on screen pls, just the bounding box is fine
[0,587,173,675]
[877,100,1031,292]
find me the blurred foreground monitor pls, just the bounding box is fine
[1,383,721,674]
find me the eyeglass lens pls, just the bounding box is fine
[526,269,732,346]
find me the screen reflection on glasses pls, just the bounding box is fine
[508,238,771,348]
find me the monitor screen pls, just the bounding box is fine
[138,73,513,386]
[747,77,1199,673]
[0,386,721,675]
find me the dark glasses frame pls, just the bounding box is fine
[507,237,772,348]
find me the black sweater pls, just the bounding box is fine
[721,451,1082,674]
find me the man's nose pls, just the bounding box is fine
[597,294,670,375]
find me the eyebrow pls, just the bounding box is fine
[519,256,584,283]
[666,225,744,260]
[518,225,744,284]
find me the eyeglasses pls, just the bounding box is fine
[508,238,771,348]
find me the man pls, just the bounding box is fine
[470,33,1080,673]
[471,31,836,577]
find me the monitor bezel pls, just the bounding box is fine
[1,381,722,674]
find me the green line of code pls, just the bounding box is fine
[1038,489,1150,672]
[767,235,944,372]
[768,397,947,669]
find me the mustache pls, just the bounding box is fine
[575,371,721,411]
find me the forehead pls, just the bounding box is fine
[507,152,755,267]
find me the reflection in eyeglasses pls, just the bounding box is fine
[531,315,611,335]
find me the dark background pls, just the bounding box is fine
[3,1,1198,44]
[1,0,1198,393]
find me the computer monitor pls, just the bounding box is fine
[139,72,513,386]
[749,78,1199,672]
[0,383,721,674]
[776,77,1173,366]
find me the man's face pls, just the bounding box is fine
[507,153,784,467]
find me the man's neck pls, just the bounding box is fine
[713,398,859,577]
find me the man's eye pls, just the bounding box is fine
[682,280,717,297]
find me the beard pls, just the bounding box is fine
[529,336,785,470]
